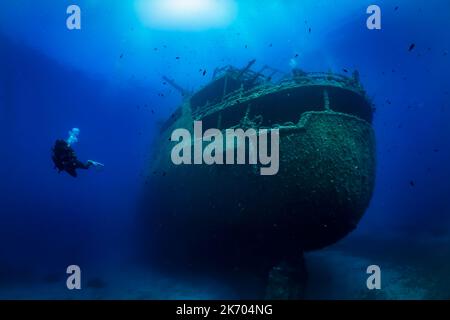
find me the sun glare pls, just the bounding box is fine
[136,0,237,30]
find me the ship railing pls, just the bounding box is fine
[192,82,273,117]
[281,72,361,88]
[192,72,364,118]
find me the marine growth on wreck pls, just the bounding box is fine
[142,61,376,276]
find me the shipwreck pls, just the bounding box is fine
[140,60,376,297]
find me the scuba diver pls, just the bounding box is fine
[52,128,104,178]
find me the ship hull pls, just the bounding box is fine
[142,110,376,271]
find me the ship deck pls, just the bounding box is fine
[192,72,373,131]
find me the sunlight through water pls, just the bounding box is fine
[136,0,237,30]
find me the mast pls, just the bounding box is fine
[162,76,190,97]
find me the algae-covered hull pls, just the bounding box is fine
[142,65,376,271]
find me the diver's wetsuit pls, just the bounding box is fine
[52,139,92,177]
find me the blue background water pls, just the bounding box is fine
[0,0,449,299]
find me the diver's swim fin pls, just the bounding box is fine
[87,160,105,168]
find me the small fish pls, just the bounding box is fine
[308,27,311,33]
[408,43,416,52]
[203,70,207,76]
[409,180,415,187]
[175,56,180,60]
[119,54,124,59]
[394,6,399,11]
[343,68,348,73]
[294,53,299,58]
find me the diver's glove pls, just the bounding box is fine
[87,160,105,168]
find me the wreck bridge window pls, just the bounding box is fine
[246,86,325,127]
[243,85,372,128]
[198,85,372,131]
[325,86,373,123]
[244,86,372,127]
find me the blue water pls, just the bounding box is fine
[0,0,449,299]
